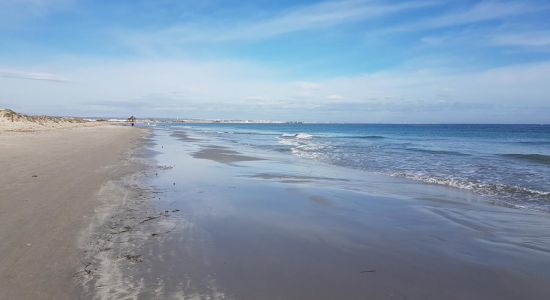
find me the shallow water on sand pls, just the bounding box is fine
[133,128,550,299]
[164,123,550,212]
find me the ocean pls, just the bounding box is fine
[160,123,550,212]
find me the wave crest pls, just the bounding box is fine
[391,172,550,200]
[280,133,313,139]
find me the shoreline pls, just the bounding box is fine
[75,129,187,299]
[81,127,550,299]
[2,124,550,299]
[0,125,148,299]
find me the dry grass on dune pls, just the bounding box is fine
[1,108,84,123]
[0,108,98,132]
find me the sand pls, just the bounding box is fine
[111,128,550,299]
[0,125,146,299]
[3,122,550,299]
[192,146,264,164]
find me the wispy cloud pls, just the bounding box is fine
[0,70,69,82]
[122,0,441,47]
[491,30,550,50]
[326,94,344,101]
[394,1,550,56]
[385,1,545,33]
[0,0,76,29]
[1,1,549,122]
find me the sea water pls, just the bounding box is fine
[160,123,550,212]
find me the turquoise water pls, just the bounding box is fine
[161,123,550,212]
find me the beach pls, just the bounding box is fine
[1,123,550,299]
[0,125,146,299]
[2,1,549,298]
[74,126,550,299]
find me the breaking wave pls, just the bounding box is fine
[280,133,313,139]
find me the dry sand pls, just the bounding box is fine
[0,125,146,299]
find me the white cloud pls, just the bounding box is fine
[0,70,69,82]
[296,81,322,90]
[1,59,549,122]
[327,94,344,100]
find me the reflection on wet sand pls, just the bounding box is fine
[248,172,349,183]
[92,129,550,300]
[171,130,201,142]
[192,146,264,164]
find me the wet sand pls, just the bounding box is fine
[8,125,548,299]
[192,145,264,164]
[0,126,146,299]
[93,128,550,299]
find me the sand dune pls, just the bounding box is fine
[0,109,119,132]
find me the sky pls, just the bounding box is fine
[0,0,549,123]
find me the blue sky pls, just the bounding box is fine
[0,0,549,122]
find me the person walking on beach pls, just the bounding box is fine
[128,115,136,126]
